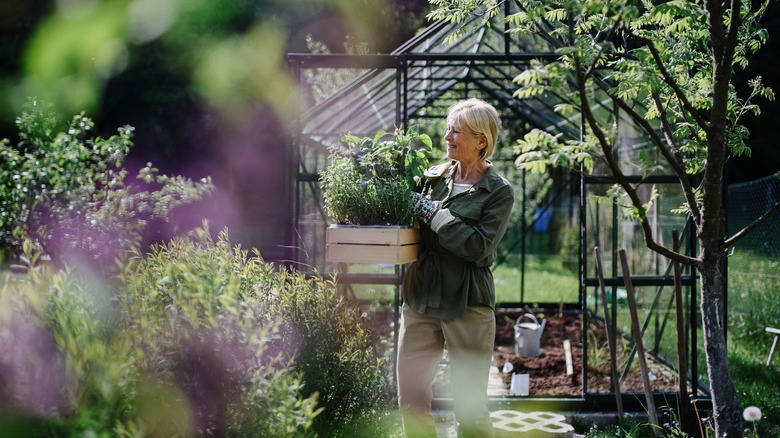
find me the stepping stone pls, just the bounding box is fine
[490,410,575,437]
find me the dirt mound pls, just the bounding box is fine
[493,308,680,396]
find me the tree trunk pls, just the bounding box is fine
[698,139,744,436]
[700,0,743,432]
[698,121,743,436]
[699,252,742,437]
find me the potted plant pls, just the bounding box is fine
[320,125,432,264]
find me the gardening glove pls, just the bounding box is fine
[409,191,441,225]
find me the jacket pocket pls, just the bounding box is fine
[449,197,483,224]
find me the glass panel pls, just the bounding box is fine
[585,182,689,277]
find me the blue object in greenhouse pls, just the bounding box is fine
[533,208,551,233]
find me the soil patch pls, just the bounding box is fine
[364,303,682,397]
[493,308,680,396]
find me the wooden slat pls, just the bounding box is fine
[326,243,421,264]
[326,225,421,245]
[325,226,421,264]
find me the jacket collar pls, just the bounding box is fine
[425,160,501,192]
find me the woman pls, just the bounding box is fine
[399,98,515,437]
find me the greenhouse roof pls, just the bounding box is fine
[287,3,592,151]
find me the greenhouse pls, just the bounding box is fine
[288,2,719,415]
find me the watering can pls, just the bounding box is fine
[513,313,547,357]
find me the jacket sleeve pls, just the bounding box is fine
[434,182,514,266]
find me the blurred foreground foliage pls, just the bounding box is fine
[0,98,214,269]
[0,227,396,436]
[0,99,396,435]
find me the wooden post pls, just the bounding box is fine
[594,246,624,420]
[563,339,576,387]
[673,231,691,433]
[619,249,659,434]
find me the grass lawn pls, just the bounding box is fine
[726,250,780,436]
[493,253,579,305]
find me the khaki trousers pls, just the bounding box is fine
[396,303,495,438]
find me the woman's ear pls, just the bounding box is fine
[479,135,488,151]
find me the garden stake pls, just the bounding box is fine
[619,249,660,436]
[594,246,625,422]
[673,231,692,434]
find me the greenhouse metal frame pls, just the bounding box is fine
[287,2,710,412]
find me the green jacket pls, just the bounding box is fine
[403,161,515,319]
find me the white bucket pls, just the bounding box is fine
[510,373,529,396]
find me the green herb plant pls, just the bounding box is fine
[321,125,433,226]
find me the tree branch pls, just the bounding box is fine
[722,201,780,249]
[640,36,712,136]
[723,0,743,70]
[573,57,701,268]
[706,0,726,67]
[602,30,710,210]
[586,73,703,226]
[650,93,703,224]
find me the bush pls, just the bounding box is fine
[117,227,324,436]
[269,268,397,437]
[0,98,214,268]
[0,230,324,436]
[1,217,397,436]
[118,226,395,437]
[0,261,139,436]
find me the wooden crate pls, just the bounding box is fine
[326,225,421,264]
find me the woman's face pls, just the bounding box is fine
[444,118,486,164]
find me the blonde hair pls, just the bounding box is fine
[447,98,501,159]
